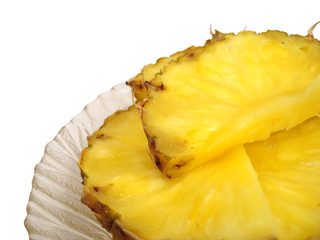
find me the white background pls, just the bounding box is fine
[0,0,319,239]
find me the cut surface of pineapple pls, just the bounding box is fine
[80,106,277,240]
[245,116,320,240]
[127,46,197,101]
[134,30,320,177]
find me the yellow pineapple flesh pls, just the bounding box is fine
[79,107,320,240]
[80,28,320,240]
[80,106,277,240]
[127,46,197,101]
[134,30,320,177]
[245,116,320,240]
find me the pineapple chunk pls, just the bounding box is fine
[246,116,320,240]
[133,30,320,177]
[80,106,276,240]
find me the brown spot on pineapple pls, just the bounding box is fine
[95,134,111,140]
[174,163,186,169]
[125,80,131,86]
[81,194,141,240]
[87,133,110,142]
[154,155,162,170]
[95,133,105,139]
[80,171,86,184]
[81,194,114,231]
[148,137,163,171]
[147,136,172,174]
[144,81,165,92]
[80,169,87,184]
[111,222,140,240]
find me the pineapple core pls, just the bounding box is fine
[132,30,320,177]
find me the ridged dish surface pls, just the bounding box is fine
[25,83,132,240]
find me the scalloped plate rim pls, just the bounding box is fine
[25,83,132,240]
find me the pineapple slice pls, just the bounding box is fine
[127,46,197,101]
[80,106,277,240]
[132,30,320,177]
[245,116,320,240]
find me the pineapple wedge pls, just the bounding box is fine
[246,116,320,240]
[80,106,277,240]
[130,30,320,177]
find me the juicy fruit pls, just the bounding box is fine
[246,116,320,240]
[80,107,320,239]
[80,28,320,240]
[80,107,277,240]
[132,30,320,177]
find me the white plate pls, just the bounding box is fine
[25,83,132,240]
